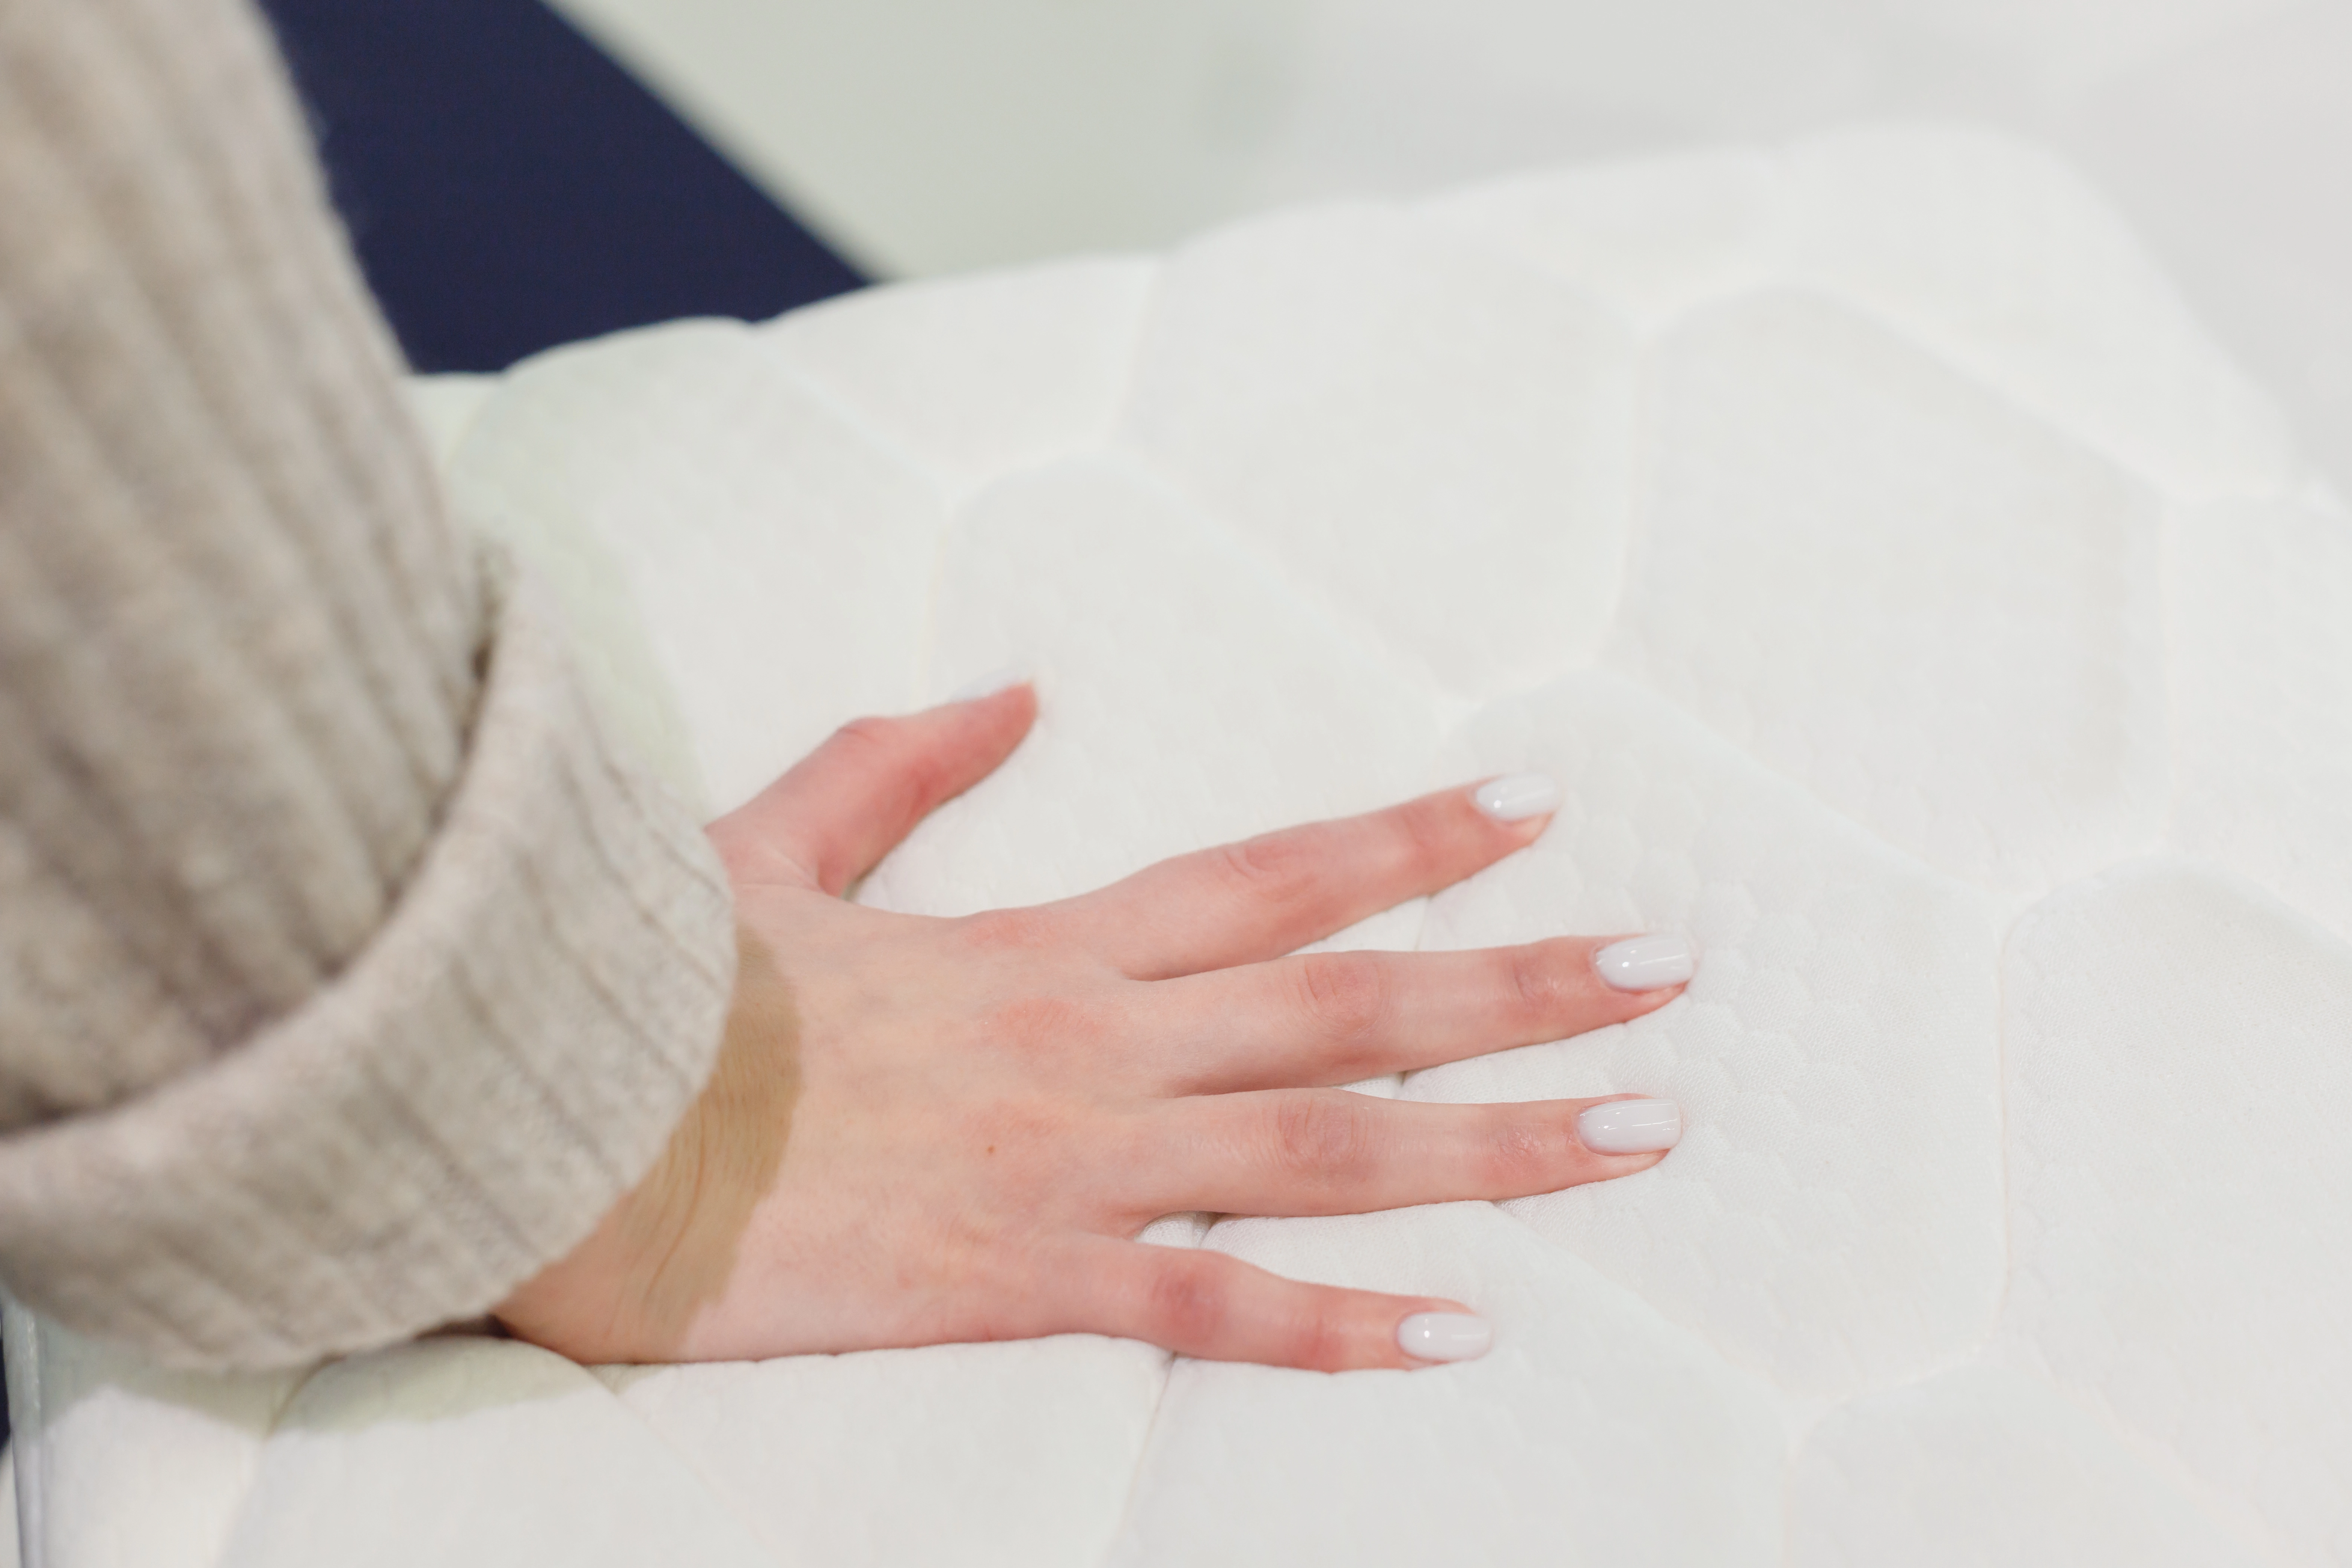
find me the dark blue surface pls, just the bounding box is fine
[255,0,867,373]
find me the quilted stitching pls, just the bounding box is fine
[20,126,2350,1568]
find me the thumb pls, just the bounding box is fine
[709,679,1037,894]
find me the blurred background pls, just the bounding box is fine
[258,0,2352,488]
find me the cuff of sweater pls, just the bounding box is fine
[0,567,736,1369]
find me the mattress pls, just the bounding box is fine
[14,124,2352,1568]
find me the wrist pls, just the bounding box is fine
[498,927,801,1362]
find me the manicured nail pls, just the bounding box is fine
[949,664,1031,703]
[1397,1312,1492,1364]
[1473,773,1560,823]
[1578,1098,1682,1155]
[1592,933,1695,991]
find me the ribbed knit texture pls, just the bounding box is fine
[0,0,737,1367]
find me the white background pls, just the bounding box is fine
[545,0,2352,490]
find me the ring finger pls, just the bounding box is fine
[1132,1088,1683,1220]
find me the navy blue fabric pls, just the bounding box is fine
[254,0,867,373]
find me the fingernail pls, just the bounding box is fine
[949,664,1031,703]
[1578,1098,1682,1155]
[1397,1311,1492,1364]
[1473,773,1560,823]
[1592,933,1695,991]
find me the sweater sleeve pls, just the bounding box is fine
[0,0,737,1368]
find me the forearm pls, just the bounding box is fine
[0,0,733,1367]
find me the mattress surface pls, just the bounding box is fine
[15,125,2352,1568]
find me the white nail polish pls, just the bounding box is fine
[1473,773,1560,823]
[948,664,1031,703]
[1578,1098,1683,1155]
[1592,933,1695,991]
[1397,1312,1492,1363]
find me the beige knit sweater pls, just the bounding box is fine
[0,0,738,1367]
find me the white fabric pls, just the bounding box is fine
[15,124,2352,1568]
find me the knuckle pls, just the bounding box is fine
[831,714,951,803]
[1213,832,1319,908]
[1144,1255,1231,1348]
[1504,940,1580,1025]
[1383,795,1459,880]
[829,714,906,761]
[1285,1300,1352,1372]
[1295,952,1389,1047]
[958,907,1060,956]
[1480,1107,1579,1191]
[980,994,1105,1055]
[1267,1093,1384,1188]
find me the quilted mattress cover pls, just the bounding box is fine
[14,124,2352,1568]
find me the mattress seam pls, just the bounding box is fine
[1092,1344,1182,1567]
[1773,285,2291,510]
[583,1371,798,1568]
[1102,445,1460,717]
[199,1349,335,1568]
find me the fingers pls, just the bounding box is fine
[1049,778,1559,980]
[1144,935,1690,1093]
[1135,1089,1679,1218]
[1059,1236,1487,1370]
[708,683,1037,893]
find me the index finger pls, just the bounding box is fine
[1046,775,1559,980]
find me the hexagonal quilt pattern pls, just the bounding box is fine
[17,125,2346,1568]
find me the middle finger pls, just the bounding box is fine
[1130,1088,1684,1220]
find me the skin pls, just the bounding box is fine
[496,682,1685,1371]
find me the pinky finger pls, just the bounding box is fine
[1060,1236,1491,1371]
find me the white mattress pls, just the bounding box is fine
[16,124,2352,1568]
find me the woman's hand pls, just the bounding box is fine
[496,684,1690,1371]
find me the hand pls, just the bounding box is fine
[496,685,1690,1371]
